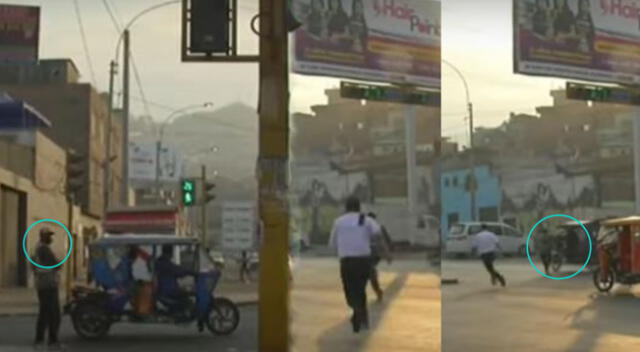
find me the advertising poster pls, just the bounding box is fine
[514,0,640,84]
[129,141,184,185]
[293,0,441,88]
[0,4,40,62]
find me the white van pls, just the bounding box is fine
[413,214,440,249]
[445,222,527,257]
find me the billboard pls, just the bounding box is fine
[129,142,184,186]
[514,0,640,84]
[292,0,441,89]
[0,4,40,62]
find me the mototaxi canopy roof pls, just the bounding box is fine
[601,216,640,227]
[92,234,198,247]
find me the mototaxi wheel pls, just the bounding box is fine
[593,267,615,293]
[206,297,240,336]
[71,304,112,340]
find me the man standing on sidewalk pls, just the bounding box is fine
[472,224,506,287]
[329,197,387,333]
[31,227,64,351]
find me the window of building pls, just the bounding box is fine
[444,178,450,187]
[452,176,458,187]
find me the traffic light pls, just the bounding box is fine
[181,179,196,207]
[189,0,230,54]
[203,181,216,204]
[67,149,85,198]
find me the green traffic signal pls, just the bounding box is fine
[181,179,196,206]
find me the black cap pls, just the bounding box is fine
[39,227,55,238]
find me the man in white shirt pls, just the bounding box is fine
[472,224,506,287]
[329,197,386,333]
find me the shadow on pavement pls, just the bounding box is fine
[315,273,409,352]
[565,293,640,352]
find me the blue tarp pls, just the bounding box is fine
[0,101,52,129]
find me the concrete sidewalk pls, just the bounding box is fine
[0,281,258,317]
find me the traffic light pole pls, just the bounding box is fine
[258,0,290,350]
[634,106,640,213]
[121,30,131,206]
[201,164,208,247]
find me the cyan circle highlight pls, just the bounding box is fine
[22,219,73,270]
[526,214,592,280]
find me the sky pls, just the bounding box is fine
[6,0,566,146]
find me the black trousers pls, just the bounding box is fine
[480,252,505,284]
[35,288,61,344]
[340,257,371,325]
[369,255,382,294]
[540,252,552,274]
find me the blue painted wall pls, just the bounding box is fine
[440,165,501,237]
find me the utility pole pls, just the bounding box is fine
[258,0,290,350]
[201,164,208,247]
[468,101,477,221]
[104,60,116,213]
[156,140,162,194]
[634,111,640,213]
[405,105,418,209]
[121,29,131,205]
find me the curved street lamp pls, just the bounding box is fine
[443,59,477,221]
[105,0,182,207]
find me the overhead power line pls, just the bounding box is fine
[72,0,97,87]
[102,0,154,123]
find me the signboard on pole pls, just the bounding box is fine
[340,81,440,106]
[0,4,40,62]
[129,142,157,182]
[222,201,256,251]
[514,0,640,84]
[293,0,441,89]
[129,142,184,186]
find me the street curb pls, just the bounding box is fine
[0,299,260,318]
[0,312,36,318]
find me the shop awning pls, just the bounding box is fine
[0,101,52,129]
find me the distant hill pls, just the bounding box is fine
[163,102,258,182]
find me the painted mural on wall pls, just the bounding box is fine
[500,166,597,233]
[291,161,371,244]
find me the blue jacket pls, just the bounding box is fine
[156,256,192,296]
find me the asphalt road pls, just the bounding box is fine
[442,257,640,352]
[291,254,440,352]
[0,306,257,352]
[0,254,438,352]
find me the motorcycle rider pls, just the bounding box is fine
[156,245,196,321]
[536,226,554,275]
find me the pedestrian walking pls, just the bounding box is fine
[31,227,64,351]
[329,197,388,333]
[366,212,392,302]
[472,224,506,287]
[536,226,554,275]
[239,250,250,283]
